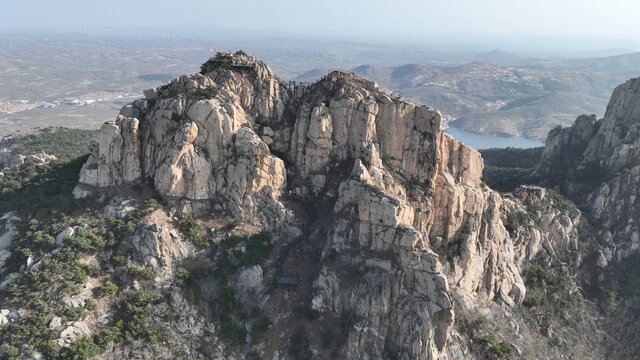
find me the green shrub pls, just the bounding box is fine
[504,210,533,234]
[525,265,555,288]
[122,266,154,281]
[219,320,247,345]
[226,218,243,231]
[105,290,165,344]
[546,189,576,211]
[324,248,338,264]
[65,227,111,251]
[523,295,544,308]
[60,335,102,359]
[144,198,163,211]
[179,212,207,247]
[479,334,513,359]
[572,156,608,184]
[60,306,88,323]
[250,316,271,344]
[238,232,273,267]
[95,281,119,297]
[175,268,213,304]
[209,288,248,345]
[0,313,58,358]
[210,288,243,315]
[84,298,97,311]
[0,155,89,216]
[83,262,103,277]
[221,234,244,248]
[609,252,640,298]
[482,166,538,192]
[110,254,128,265]
[474,316,487,330]
[190,85,221,100]
[289,332,313,359]
[293,307,320,321]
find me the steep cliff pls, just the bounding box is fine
[531,76,640,359]
[535,77,640,260]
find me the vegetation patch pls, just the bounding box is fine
[546,189,576,212]
[456,315,513,360]
[0,212,139,359]
[522,264,585,335]
[179,212,207,247]
[479,334,514,359]
[504,210,533,234]
[2,127,97,163]
[121,266,154,281]
[591,251,640,312]
[0,155,90,216]
[480,147,544,169]
[478,147,544,192]
[482,166,539,192]
[95,290,166,346]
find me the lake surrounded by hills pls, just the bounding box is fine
[445,126,545,149]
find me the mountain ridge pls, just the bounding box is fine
[0,51,637,359]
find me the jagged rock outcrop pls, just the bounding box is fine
[534,76,640,260]
[534,114,600,175]
[313,171,453,359]
[79,59,288,225]
[77,52,596,358]
[131,210,193,284]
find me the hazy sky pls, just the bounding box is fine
[3,0,640,39]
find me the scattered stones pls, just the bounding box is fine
[105,198,138,218]
[56,322,92,346]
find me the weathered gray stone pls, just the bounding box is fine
[55,227,75,247]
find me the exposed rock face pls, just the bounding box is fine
[79,66,287,225]
[534,114,600,175]
[583,78,640,168]
[131,210,193,284]
[534,77,640,260]
[236,265,263,297]
[0,212,20,268]
[313,173,453,359]
[78,52,592,358]
[56,322,92,346]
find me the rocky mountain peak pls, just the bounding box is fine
[66,54,611,359]
[584,77,640,162]
[199,50,272,77]
[534,76,640,261]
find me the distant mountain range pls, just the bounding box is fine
[534,52,640,75]
[2,33,640,141]
[295,54,639,139]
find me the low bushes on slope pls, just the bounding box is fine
[3,127,97,161]
[0,155,89,216]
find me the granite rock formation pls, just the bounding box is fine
[71,52,610,359]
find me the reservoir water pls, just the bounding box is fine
[445,126,544,149]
